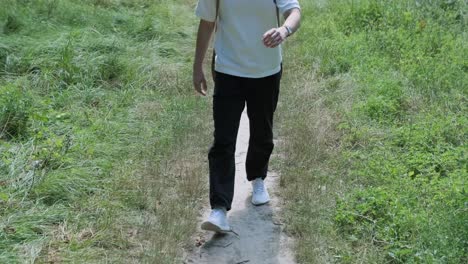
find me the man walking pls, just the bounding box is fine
[193,0,301,233]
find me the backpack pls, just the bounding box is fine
[211,0,280,82]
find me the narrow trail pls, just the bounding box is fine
[185,110,295,264]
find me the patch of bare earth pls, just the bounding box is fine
[185,110,296,264]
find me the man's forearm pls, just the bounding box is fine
[194,20,215,69]
[283,8,301,35]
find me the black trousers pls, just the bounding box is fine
[208,69,282,211]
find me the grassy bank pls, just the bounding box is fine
[277,0,466,263]
[0,0,209,262]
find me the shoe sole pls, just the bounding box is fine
[251,199,270,206]
[201,221,230,233]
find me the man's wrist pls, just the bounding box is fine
[283,25,293,36]
[277,26,289,39]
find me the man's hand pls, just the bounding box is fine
[193,20,215,96]
[262,27,288,48]
[193,66,207,96]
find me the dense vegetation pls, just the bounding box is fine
[0,0,209,262]
[277,0,466,263]
[1,0,466,263]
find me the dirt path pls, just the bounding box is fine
[185,110,295,264]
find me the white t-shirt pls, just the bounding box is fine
[196,0,300,78]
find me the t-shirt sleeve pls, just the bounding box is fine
[276,0,301,15]
[195,0,217,22]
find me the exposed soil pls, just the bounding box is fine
[185,110,296,264]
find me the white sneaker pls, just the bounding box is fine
[201,207,231,233]
[251,178,270,205]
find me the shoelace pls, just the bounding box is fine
[253,181,265,194]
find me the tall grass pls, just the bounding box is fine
[1,0,208,262]
[277,0,467,263]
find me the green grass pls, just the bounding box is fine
[1,0,209,262]
[277,0,467,263]
[2,0,466,263]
